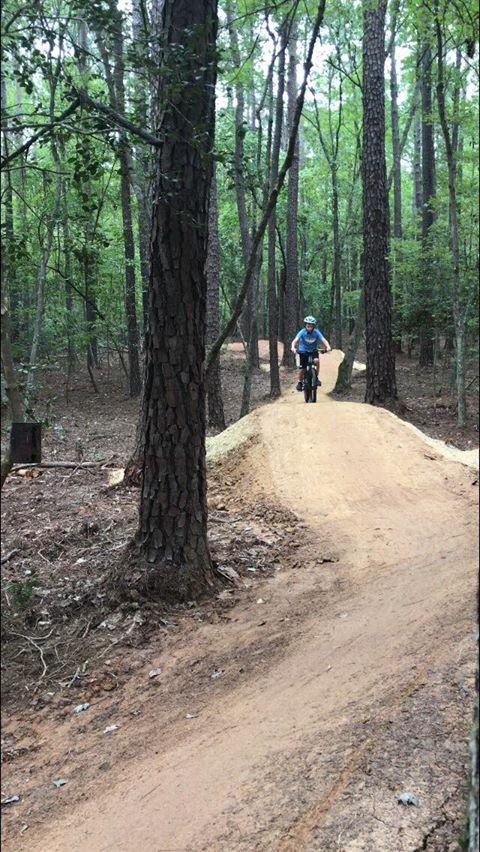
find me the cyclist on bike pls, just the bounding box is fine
[290,316,331,391]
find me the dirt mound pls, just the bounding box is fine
[2,349,477,852]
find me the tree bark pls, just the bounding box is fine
[206,166,226,431]
[390,29,402,239]
[267,27,286,398]
[435,19,471,427]
[111,6,141,397]
[362,0,397,404]
[413,109,422,217]
[226,3,254,345]
[1,77,18,341]
[331,165,342,348]
[419,29,436,367]
[282,26,300,367]
[131,0,153,329]
[1,302,24,490]
[334,287,365,393]
[135,0,218,602]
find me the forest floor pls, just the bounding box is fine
[1,343,478,851]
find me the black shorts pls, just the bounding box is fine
[299,351,319,369]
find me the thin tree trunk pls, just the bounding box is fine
[282,26,300,367]
[118,141,142,396]
[267,28,286,398]
[435,18,471,427]
[1,78,17,340]
[1,302,24,489]
[28,172,61,389]
[240,252,262,418]
[419,29,436,367]
[206,166,226,431]
[334,287,365,393]
[77,22,100,373]
[362,0,397,404]
[390,31,402,239]
[331,166,342,348]
[59,174,75,375]
[112,7,141,397]
[131,0,153,329]
[226,2,254,344]
[413,108,422,218]
[1,302,24,423]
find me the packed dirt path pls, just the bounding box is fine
[7,352,478,852]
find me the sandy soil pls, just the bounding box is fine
[2,351,477,851]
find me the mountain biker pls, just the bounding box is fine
[290,316,331,391]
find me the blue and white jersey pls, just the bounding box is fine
[296,327,325,353]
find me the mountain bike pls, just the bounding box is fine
[303,351,327,403]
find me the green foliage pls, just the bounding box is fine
[0,0,478,380]
[4,574,41,608]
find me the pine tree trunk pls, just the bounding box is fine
[28,171,61,389]
[419,34,436,367]
[282,28,300,367]
[413,109,422,217]
[206,167,226,431]
[131,0,153,329]
[135,0,218,601]
[332,166,342,348]
[390,34,402,239]
[362,0,397,404]
[227,3,254,344]
[435,21,471,428]
[118,142,142,397]
[112,10,141,397]
[267,27,286,398]
[1,78,18,342]
[61,182,75,373]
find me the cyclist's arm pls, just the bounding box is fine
[290,333,301,353]
[318,332,331,352]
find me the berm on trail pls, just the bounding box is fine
[2,351,478,851]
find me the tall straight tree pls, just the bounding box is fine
[206,164,226,431]
[136,0,218,601]
[268,22,287,398]
[282,21,300,368]
[362,0,397,403]
[418,16,436,366]
[389,2,402,240]
[98,1,141,397]
[226,2,255,347]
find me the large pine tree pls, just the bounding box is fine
[136,0,218,601]
[362,0,397,403]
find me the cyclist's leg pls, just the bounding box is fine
[313,354,320,386]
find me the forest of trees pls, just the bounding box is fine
[1,0,479,559]
[1,2,478,841]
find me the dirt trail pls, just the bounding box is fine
[7,352,478,851]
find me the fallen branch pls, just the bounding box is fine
[11,461,105,470]
[1,549,19,565]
